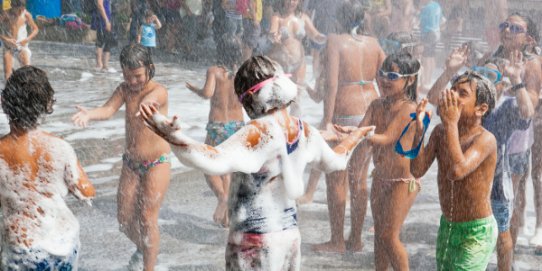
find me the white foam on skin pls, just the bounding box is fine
[150,108,365,234]
[0,130,92,267]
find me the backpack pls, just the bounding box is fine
[82,0,96,14]
[236,0,250,15]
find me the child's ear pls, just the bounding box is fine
[475,103,489,117]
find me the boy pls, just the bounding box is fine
[0,66,95,270]
[185,36,245,226]
[0,0,38,80]
[411,72,498,270]
[72,44,170,271]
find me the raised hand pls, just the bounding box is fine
[139,104,184,145]
[438,89,463,125]
[415,98,432,130]
[445,46,469,72]
[503,50,525,84]
[72,105,90,127]
[185,81,199,92]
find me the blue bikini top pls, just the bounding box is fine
[394,113,431,159]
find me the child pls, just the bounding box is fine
[139,55,375,270]
[411,72,498,270]
[337,52,421,268]
[0,0,38,80]
[72,44,170,271]
[137,9,162,55]
[0,66,96,270]
[185,36,245,226]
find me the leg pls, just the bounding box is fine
[117,165,143,246]
[138,163,171,271]
[17,48,31,66]
[312,169,348,253]
[532,116,542,246]
[221,173,232,226]
[346,143,371,252]
[95,47,104,69]
[372,181,417,271]
[511,172,528,248]
[3,50,14,80]
[204,173,228,225]
[102,50,111,70]
[297,168,322,205]
[497,230,513,271]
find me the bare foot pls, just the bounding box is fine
[296,193,314,205]
[345,238,364,253]
[213,199,228,227]
[312,241,346,253]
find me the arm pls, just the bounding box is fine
[61,140,96,204]
[440,90,497,181]
[504,51,535,118]
[367,104,417,146]
[268,15,281,43]
[140,83,168,109]
[410,99,438,178]
[322,36,339,127]
[71,86,125,127]
[137,25,142,43]
[427,46,468,105]
[522,57,542,111]
[302,14,324,42]
[185,67,217,98]
[21,11,39,45]
[96,0,111,32]
[153,15,162,30]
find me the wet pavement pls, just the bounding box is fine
[1,41,542,270]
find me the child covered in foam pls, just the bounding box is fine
[0,66,96,270]
[140,56,374,270]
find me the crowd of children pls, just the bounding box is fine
[3,0,542,270]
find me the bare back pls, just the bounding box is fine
[208,67,244,122]
[328,33,384,117]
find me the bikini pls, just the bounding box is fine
[122,153,170,176]
[273,17,306,73]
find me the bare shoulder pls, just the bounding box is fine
[526,56,542,73]
[475,128,497,151]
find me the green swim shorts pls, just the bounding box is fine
[436,215,497,271]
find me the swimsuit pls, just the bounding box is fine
[122,153,170,176]
[205,121,245,146]
[377,177,421,192]
[225,228,300,271]
[436,215,497,271]
[4,10,31,60]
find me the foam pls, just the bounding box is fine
[0,131,92,266]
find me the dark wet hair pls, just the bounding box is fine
[2,66,55,130]
[10,0,25,8]
[380,52,420,102]
[144,9,155,18]
[336,0,365,34]
[451,71,496,117]
[218,34,243,72]
[274,0,304,16]
[234,56,282,117]
[120,43,155,79]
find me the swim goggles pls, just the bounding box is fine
[378,70,418,81]
[238,74,292,102]
[470,66,502,83]
[499,21,526,34]
[394,112,431,159]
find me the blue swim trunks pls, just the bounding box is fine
[2,244,79,271]
[491,200,513,233]
[205,121,245,146]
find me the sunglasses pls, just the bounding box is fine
[499,21,526,34]
[471,66,502,83]
[378,70,417,81]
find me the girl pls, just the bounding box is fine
[140,56,374,270]
[0,0,38,80]
[341,52,421,270]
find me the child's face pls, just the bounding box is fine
[146,16,153,24]
[450,80,486,119]
[122,67,149,92]
[377,63,414,97]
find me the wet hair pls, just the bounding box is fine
[382,32,421,56]
[380,52,420,102]
[274,0,304,16]
[218,34,243,72]
[450,71,496,117]
[144,9,155,18]
[234,56,287,117]
[120,43,155,79]
[336,0,365,34]
[2,66,55,130]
